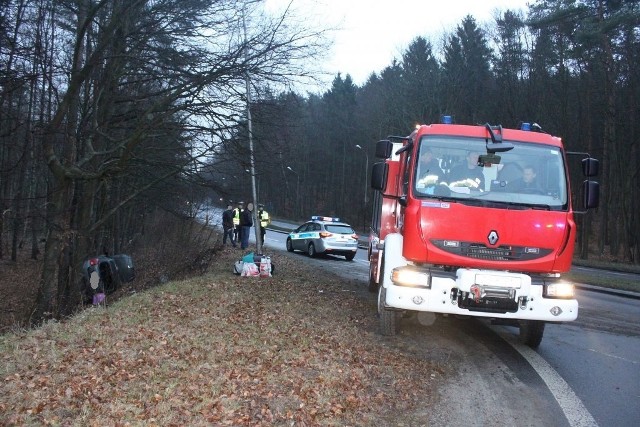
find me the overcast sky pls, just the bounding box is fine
[264,0,531,88]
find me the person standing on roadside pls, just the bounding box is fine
[240,202,254,250]
[233,201,243,243]
[222,203,236,247]
[257,203,270,244]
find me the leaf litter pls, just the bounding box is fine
[1,246,445,426]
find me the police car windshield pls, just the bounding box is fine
[414,136,568,211]
[325,224,354,234]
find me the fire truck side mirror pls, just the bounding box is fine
[375,140,393,159]
[583,180,599,209]
[582,157,599,177]
[371,162,388,191]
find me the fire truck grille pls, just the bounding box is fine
[431,240,552,261]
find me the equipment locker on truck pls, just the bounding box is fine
[368,117,599,347]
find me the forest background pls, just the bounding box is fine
[1,0,639,325]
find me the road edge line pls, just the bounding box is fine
[494,327,599,427]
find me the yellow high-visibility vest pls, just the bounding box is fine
[259,210,270,228]
[232,208,241,225]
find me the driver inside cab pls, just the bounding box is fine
[507,164,540,192]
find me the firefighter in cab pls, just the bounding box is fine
[258,203,270,243]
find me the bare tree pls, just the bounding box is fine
[20,0,328,323]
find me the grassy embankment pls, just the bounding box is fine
[0,248,443,426]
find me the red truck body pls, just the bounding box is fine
[368,120,599,347]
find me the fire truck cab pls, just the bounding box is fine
[368,118,599,347]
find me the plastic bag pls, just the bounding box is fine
[233,261,243,275]
[259,256,272,277]
[241,262,260,277]
[92,293,106,305]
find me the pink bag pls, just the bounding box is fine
[241,262,259,277]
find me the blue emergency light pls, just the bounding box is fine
[441,115,453,124]
[521,122,531,131]
[312,215,340,222]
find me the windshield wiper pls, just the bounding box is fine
[429,195,459,203]
[430,198,494,207]
[499,201,552,210]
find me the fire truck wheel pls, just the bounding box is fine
[368,255,379,293]
[519,320,545,348]
[307,243,317,257]
[378,285,398,336]
[286,238,294,252]
[368,270,379,293]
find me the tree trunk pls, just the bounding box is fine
[32,178,72,323]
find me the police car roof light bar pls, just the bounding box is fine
[311,215,340,222]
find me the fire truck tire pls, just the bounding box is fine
[368,270,379,293]
[368,249,379,292]
[519,320,545,348]
[286,238,294,252]
[378,285,398,336]
[307,243,317,258]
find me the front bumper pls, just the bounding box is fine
[384,268,578,322]
[317,240,358,255]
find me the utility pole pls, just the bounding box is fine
[242,4,262,254]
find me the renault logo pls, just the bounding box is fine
[488,230,499,245]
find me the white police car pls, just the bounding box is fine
[286,216,358,261]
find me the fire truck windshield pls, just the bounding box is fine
[414,136,568,210]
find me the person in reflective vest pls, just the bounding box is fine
[233,201,243,243]
[257,203,270,243]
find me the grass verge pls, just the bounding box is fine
[0,248,443,426]
[565,271,639,293]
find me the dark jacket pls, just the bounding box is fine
[222,209,234,229]
[240,208,253,227]
[508,178,541,192]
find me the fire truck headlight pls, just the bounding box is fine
[391,267,431,288]
[544,282,575,299]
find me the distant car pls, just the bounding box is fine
[286,216,358,261]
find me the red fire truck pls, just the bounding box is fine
[368,118,599,347]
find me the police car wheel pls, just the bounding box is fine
[286,238,294,252]
[345,253,355,261]
[307,243,317,258]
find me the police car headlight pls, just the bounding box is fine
[391,267,431,288]
[544,282,574,299]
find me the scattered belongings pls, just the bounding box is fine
[233,252,273,277]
